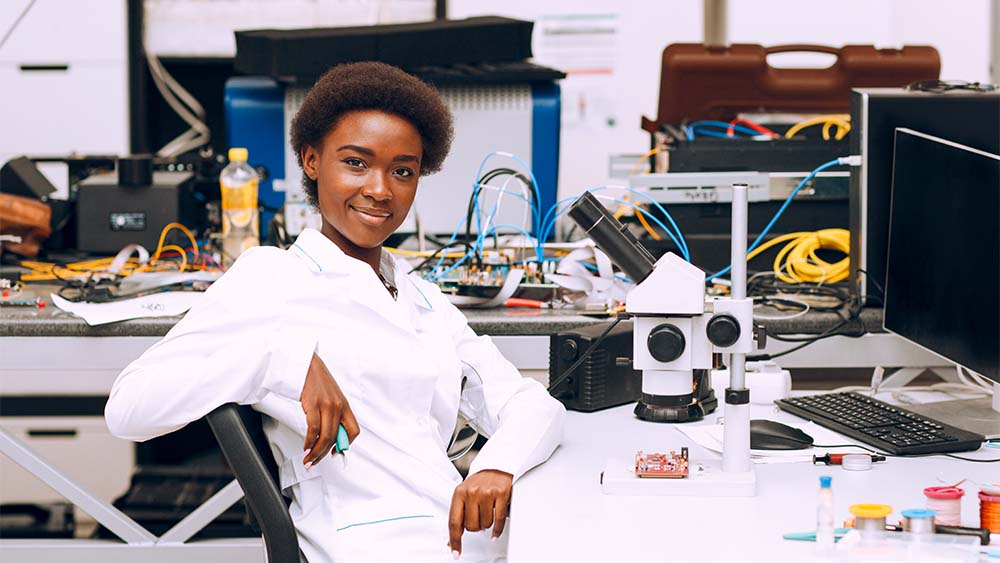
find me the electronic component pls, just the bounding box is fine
[776,392,984,455]
[548,320,646,412]
[76,159,200,254]
[812,453,886,466]
[635,447,688,479]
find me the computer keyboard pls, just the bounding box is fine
[775,392,985,455]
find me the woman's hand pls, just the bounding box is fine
[448,469,513,557]
[300,352,360,468]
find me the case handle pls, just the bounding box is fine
[764,44,841,56]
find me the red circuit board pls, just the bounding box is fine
[635,447,689,479]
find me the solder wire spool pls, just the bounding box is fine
[849,504,893,537]
[981,491,1000,534]
[923,487,964,526]
[900,508,936,536]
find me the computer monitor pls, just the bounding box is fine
[848,89,1000,304]
[883,128,1000,434]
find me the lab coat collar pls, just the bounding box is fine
[289,228,365,276]
[290,228,434,311]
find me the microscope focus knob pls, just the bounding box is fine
[706,313,741,348]
[647,324,686,363]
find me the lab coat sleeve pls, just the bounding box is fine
[422,282,565,482]
[105,248,317,442]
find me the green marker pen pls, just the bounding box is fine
[334,424,350,455]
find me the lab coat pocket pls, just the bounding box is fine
[279,456,326,520]
[331,496,448,561]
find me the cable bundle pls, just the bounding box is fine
[20,223,218,282]
[747,228,850,284]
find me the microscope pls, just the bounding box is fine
[568,185,759,496]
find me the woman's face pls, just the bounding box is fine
[301,110,422,256]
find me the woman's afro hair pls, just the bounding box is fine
[290,62,454,206]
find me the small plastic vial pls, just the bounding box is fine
[816,476,835,554]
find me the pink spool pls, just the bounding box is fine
[924,486,964,526]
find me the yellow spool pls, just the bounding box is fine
[850,504,892,519]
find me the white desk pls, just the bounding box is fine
[508,402,998,562]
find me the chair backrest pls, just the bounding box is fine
[206,403,301,563]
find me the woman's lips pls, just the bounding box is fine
[350,205,391,226]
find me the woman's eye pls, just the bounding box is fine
[344,157,366,168]
[393,167,414,177]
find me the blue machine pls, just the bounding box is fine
[224,76,561,237]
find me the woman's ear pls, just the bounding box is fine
[301,145,320,181]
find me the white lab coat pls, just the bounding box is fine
[105,228,566,563]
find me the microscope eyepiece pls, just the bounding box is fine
[567,191,656,284]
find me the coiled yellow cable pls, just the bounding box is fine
[747,228,850,283]
[785,114,851,141]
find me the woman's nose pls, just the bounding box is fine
[361,171,392,201]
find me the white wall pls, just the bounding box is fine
[451,0,994,200]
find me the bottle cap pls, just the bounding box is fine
[841,454,873,471]
[228,148,249,162]
[820,476,832,488]
[849,504,892,518]
[901,509,936,519]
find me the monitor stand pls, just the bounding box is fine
[905,384,1000,439]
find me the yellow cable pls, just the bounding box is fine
[20,222,203,281]
[152,222,199,261]
[635,207,661,241]
[785,115,851,140]
[631,147,662,176]
[155,245,188,271]
[763,229,849,284]
[385,247,466,258]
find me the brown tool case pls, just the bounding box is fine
[641,43,941,131]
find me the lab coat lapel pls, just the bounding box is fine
[291,229,415,336]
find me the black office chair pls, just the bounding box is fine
[205,403,301,563]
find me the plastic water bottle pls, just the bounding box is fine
[816,475,835,554]
[219,148,259,267]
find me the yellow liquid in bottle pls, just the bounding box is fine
[220,175,259,267]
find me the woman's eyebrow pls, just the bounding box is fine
[336,145,418,164]
[336,144,375,156]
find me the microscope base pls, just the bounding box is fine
[600,457,756,497]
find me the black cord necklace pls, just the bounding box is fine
[377,271,398,300]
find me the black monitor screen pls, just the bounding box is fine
[884,128,1000,384]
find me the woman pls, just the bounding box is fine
[105,62,565,562]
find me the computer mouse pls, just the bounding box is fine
[750,419,815,450]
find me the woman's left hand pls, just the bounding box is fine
[447,469,513,557]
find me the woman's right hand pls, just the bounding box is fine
[300,352,360,468]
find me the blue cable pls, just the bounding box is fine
[606,197,688,261]
[474,152,545,260]
[690,128,736,139]
[540,189,690,262]
[474,183,534,254]
[689,120,766,137]
[428,223,537,283]
[708,158,844,281]
[503,152,545,258]
[622,188,689,259]
[428,152,544,281]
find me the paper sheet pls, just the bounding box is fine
[51,292,204,326]
[674,422,873,464]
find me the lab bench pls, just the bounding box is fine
[0,291,956,562]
